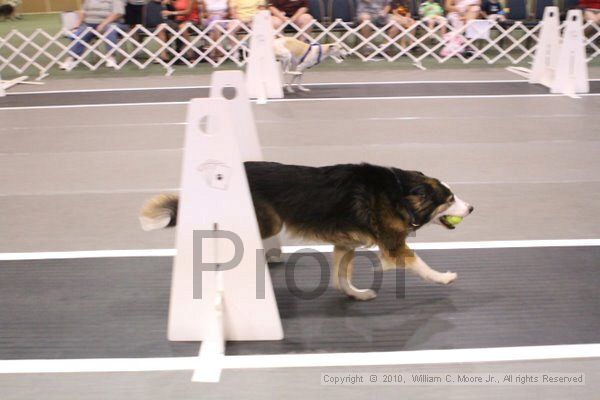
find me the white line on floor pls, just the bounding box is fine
[0,344,598,374]
[0,239,598,261]
[0,122,187,132]
[1,93,599,111]
[9,86,210,95]
[267,93,600,103]
[0,101,189,111]
[0,188,180,198]
[7,79,600,96]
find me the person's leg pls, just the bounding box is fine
[293,12,314,38]
[226,19,241,49]
[157,23,171,60]
[180,24,189,58]
[102,23,123,68]
[271,15,285,31]
[358,12,372,40]
[388,15,400,42]
[103,23,121,51]
[69,23,96,58]
[206,15,224,59]
[438,16,447,34]
[358,12,375,54]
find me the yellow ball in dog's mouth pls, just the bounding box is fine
[443,215,463,225]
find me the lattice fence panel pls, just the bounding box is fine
[0,19,598,78]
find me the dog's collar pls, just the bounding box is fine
[388,168,421,229]
[300,43,322,67]
[406,208,420,229]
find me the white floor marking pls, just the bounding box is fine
[2,148,181,157]
[0,188,180,198]
[267,93,600,103]
[0,344,598,374]
[0,239,598,261]
[8,86,210,95]
[0,122,187,132]
[1,93,599,111]
[0,101,189,111]
[7,78,600,95]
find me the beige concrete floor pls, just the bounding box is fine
[1,68,599,251]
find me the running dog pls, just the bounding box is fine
[274,37,346,94]
[140,162,474,301]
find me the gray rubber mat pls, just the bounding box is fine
[0,246,598,360]
[2,81,599,108]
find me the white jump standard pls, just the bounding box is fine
[164,71,283,382]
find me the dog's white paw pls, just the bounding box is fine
[297,85,311,92]
[439,271,457,285]
[348,289,377,301]
[285,86,295,94]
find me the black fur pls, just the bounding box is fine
[0,4,14,19]
[245,161,453,250]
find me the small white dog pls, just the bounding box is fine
[273,37,346,93]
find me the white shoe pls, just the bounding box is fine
[58,57,75,71]
[105,56,118,69]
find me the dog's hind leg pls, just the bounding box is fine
[293,64,311,92]
[333,246,377,300]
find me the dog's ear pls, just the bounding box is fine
[409,184,427,199]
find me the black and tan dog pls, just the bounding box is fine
[140,162,473,300]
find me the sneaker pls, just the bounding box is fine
[58,57,75,71]
[105,56,118,69]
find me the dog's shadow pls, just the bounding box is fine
[269,259,499,352]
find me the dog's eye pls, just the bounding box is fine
[448,195,455,203]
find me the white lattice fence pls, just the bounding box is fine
[0,18,598,78]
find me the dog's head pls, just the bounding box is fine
[327,43,347,64]
[393,169,474,230]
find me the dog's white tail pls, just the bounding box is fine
[139,193,179,231]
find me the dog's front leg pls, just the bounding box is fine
[379,247,457,285]
[395,252,457,285]
[333,246,377,300]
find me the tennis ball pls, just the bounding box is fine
[444,215,463,225]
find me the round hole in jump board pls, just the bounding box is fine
[549,12,553,17]
[222,86,237,100]
[572,14,577,21]
[198,115,209,134]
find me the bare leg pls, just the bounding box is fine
[333,246,377,300]
[157,24,170,60]
[293,13,313,39]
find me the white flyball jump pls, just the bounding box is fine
[507,7,589,98]
[245,10,283,103]
[529,6,561,88]
[550,10,589,95]
[170,71,283,383]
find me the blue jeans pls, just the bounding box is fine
[68,23,124,58]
